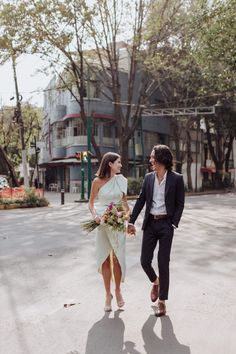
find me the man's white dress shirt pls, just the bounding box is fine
[150,171,167,215]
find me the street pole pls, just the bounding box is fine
[33,136,40,182]
[87,66,92,198]
[87,114,92,198]
[195,119,200,192]
[132,135,136,178]
[81,153,85,200]
[140,116,145,174]
[60,168,65,205]
[12,52,29,188]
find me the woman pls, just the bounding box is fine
[89,152,129,312]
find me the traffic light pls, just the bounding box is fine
[75,151,89,162]
[75,151,81,160]
[82,151,88,162]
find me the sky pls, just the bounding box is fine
[0,54,51,108]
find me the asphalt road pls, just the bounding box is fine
[0,193,236,354]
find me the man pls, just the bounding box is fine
[128,145,185,316]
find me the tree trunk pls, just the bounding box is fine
[205,119,224,189]
[214,164,224,189]
[91,135,102,163]
[225,134,234,172]
[120,138,130,177]
[0,146,19,187]
[186,130,193,191]
[174,135,182,173]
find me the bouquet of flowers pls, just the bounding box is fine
[81,201,130,233]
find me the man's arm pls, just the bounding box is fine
[172,175,185,228]
[129,176,147,225]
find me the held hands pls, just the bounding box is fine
[127,223,136,236]
[94,215,101,224]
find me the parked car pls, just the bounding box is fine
[0,176,9,190]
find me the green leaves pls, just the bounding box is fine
[0,104,42,167]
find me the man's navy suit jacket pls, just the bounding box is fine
[129,170,185,230]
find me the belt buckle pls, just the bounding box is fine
[153,214,166,220]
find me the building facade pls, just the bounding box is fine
[38,47,233,193]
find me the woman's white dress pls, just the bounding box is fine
[95,174,127,282]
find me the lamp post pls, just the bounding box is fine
[87,115,92,198]
[81,152,85,200]
[140,116,145,174]
[87,66,92,199]
[132,134,136,178]
[195,118,200,192]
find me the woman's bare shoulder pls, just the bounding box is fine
[93,177,101,185]
[93,177,105,188]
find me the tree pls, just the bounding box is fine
[144,0,202,188]
[0,0,33,187]
[193,0,236,187]
[204,102,236,188]
[144,0,236,189]
[85,0,187,175]
[18,0,102,162]
[0,146,19,186]
[14,0,198,176]
[0,103,42,184]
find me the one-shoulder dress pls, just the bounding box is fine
[94,174,128,282]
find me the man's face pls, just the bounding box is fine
[149,150,157,170]
[149,150,163,171]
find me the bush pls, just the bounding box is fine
[0,189,49,207]
[127,177,143,195]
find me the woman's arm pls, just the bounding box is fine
[88,178,101,223]
[122,193,130,215]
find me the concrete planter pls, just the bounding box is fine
[0,203,48,210]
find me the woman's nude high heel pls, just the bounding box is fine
[115,291,125,309]
[104,294,113,312]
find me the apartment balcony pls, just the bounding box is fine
[66,136,87,146]
[67,98,114,117]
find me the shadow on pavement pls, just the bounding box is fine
[142,315,190,354]
[85,310,127,354]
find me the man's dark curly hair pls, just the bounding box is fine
[152,145,173,170]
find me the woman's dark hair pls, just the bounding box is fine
[96,152,121,178]
[152,144,173,170]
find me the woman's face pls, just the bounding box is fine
[109,157,122,174]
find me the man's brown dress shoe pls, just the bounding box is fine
[154,301,166,317]
[150,284,159,302]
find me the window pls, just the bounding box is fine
[103,125,113,138]
[144,132,159,150]
[78,120,86,135]
[73,127,78,136]
[56,126,63,139]
[94,123,99,137]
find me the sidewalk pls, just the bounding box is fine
[44,188,236,206]
[44,191,85,205]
